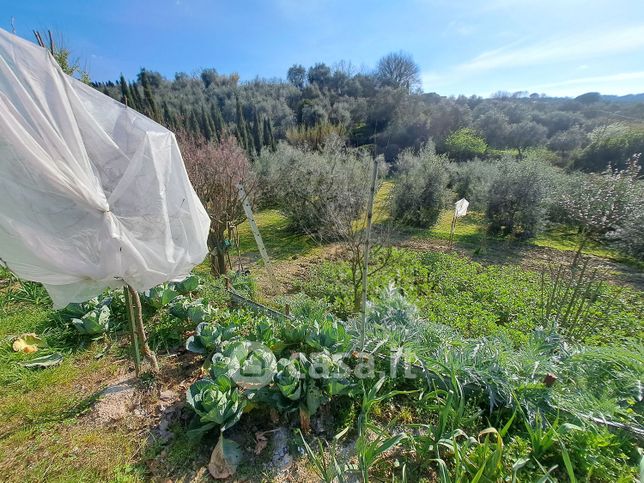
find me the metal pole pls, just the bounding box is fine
[237,183,279,289]
[360,157,379,349]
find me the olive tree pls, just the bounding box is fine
[256,140,391,309]
[443,128,488,162]
[561,154,642,256]
[392,144,451,227]
[485,157,556,237]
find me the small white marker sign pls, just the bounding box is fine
[454,198,469,218]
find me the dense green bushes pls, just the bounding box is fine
[391,144,451,227]
[574,123,644,171]
[448,159,499,211]
[443,127,488,161]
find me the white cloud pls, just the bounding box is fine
[457,24,644,74]
[446,20,474,36]
[520,71,644,96]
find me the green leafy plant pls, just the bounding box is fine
[185,321,238,355]
[186,375,246,436]
[172,275,201,295]
[72,305,110,335]
[354,377,412,482]
[143,283,179,309]
[297,428,349,483]
[169,298,213,323]
[305,317,352,352]
[21,353,64,368]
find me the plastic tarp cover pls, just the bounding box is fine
[0,29,210,307]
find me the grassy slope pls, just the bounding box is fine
[234,181,635,265]
[0,283,140,482]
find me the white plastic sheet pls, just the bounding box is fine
[0,29,210,307]
[454,198,469,218]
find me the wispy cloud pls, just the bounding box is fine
[457,25,644,74]
[522,71,644,94]
[446,20,474,36]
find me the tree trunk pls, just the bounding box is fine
[208,228,227,276]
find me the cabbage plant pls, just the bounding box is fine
[186,375,246,434]
[72,305,110,335]
[143,283,178,309]
[170,298,213,323]
[185,322,238,355]
[305,317,352,352]
[172,275,201,295]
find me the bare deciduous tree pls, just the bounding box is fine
[375,51,420,92]
[180,132,254,275]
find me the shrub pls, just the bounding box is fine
[448,159,500,211]
[607,204,644,259]
[255,140,378,240]
[559,155,642,258]
[391,144,451,227]
[485,156,556,237]
[443,127,488,162]
[574,123,644,171]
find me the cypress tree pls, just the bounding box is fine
[140,70,160,121]
[187,109,200,135]
[210,102,225,140]
[246,124,255,157]
[252,111,263,156]
[119,74,131,106]
[200,105,214,141]
[262,117,271,147]
[129,82,144,111]
[162,101,175,129]
[265,116,276,151]
[235,95,248,151]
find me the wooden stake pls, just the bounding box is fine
[360,157,379,349]
[448,212,457,248]
[126,284,159,373]
[47,30,55,55]
[123,286,141,377]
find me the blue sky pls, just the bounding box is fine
[2,0,644,97]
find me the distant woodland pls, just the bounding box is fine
[91,52,644,172]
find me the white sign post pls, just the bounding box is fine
[449,198,469,247]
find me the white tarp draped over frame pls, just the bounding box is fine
[0,29,210,307]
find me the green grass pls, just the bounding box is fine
[534,227,644,268]
[235,209,319,260]
[0,273,141,482]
